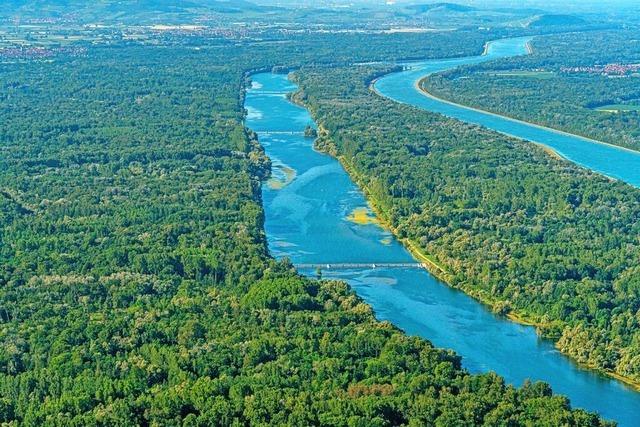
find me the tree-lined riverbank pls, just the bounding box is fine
[289,54,640,423]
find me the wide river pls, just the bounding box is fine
[375,37,640,187]
[246,38,640,425]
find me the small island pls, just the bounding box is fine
[304,124,317,138]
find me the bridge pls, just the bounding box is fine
[259,131,305,136]
[294,263,428,270]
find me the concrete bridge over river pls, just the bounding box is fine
[294,263,428,270]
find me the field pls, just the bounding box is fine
[595,103,640,112]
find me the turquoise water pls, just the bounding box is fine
[246,68,640,424]
[375,37,640,187]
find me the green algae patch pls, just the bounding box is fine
[267,165,296,190]
[347,207,379,225]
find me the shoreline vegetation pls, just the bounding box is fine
[320,117,640,394]
[433,37,640,156]
[418,76,640,157]
[337,138,640,391]
[420,33,640,154]
[309,67,640,391]
[415,76,640,159]
[242,72,614,426]
[370,60,640,392]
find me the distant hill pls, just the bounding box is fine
[527,14,586,27]
[0,0,267,21]
[405,3,476,14]
[493,7,547,15]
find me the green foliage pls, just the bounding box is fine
[294,60,640,386]
[242,276,319,310]
[424,30,640,151]
[0,30,611,425]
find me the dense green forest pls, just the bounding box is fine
[0,31,610,425]
[423,30,640,151]
[292,61,640,391]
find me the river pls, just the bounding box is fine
[245,39,640,425]
[375,37,640,188]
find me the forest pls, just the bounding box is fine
[292,61,640,391]
[423,30,640,151]
[0,30,611,425]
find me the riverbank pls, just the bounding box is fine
[368,73,640,392]
[326,119,640,393]
[336,153,450,280]
[336,142,544,318]
[248,68,640,426]
[416,77,640,158]
[250,68,640,423]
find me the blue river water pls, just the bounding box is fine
[375,37,640,187]
[245,41,640,424]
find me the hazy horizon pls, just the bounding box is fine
[251,0,640,12]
